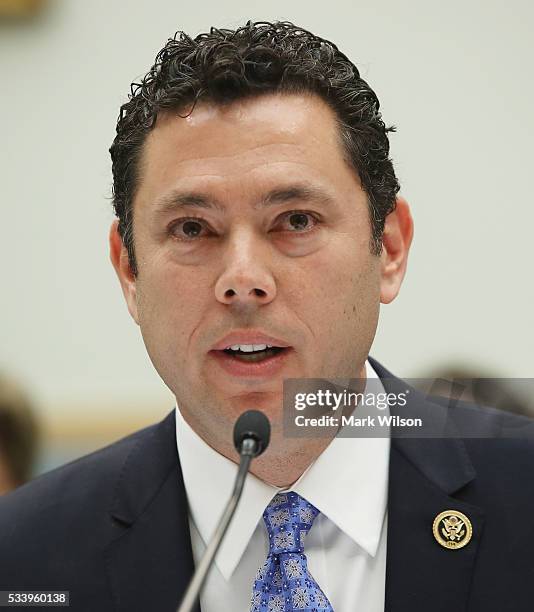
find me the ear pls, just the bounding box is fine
[379,196,414,304]
[109,219,139,324]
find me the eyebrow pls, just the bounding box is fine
[151,184,336,216]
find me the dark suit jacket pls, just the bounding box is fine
[1,357,534,611]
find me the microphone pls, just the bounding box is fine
[177,410,271,612]
[234,409,271,457]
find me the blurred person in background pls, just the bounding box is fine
[414,364,534,419]
[0,374,40,495]
[413,368,534,446]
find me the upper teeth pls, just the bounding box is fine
[227,344,273,352]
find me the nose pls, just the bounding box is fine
[214,230,276,308]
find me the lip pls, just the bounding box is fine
[209,346,293,378]
[210,330,291,351]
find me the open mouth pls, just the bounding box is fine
[221,346,286,363]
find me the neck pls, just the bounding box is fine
[221,362,369,488]
[178,361,368,488]
[248,435,334,488]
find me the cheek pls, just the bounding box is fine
[135,268,209,354]
[290,237,379,311]
[291,246,381,344]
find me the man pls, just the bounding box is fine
[0,374,40,495]
[1,20,533,612]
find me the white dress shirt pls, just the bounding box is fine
[175,359,390,611]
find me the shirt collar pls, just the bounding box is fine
[175,359,390,580]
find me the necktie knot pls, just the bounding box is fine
[263,491,319,555]
[251,491,334,611]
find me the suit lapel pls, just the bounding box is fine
[369,357,485,612]
[104,410,200,612]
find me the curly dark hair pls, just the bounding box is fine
[109,20,400,276]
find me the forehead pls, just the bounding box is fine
[135,92,360,211]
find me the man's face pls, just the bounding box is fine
[111,92,405,449]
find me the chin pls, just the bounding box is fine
[224,394,283,420]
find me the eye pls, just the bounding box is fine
[168,217,210,241]
[276,211,320,233]
[167,211,320,242]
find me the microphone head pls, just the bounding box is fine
[233,410,271,457]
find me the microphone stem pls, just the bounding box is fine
[177,438,257,612]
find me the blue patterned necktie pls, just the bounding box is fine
[250,491,334,611]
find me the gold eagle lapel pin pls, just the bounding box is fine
[432,510,473,550]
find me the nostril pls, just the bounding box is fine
[224,287,267,298]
